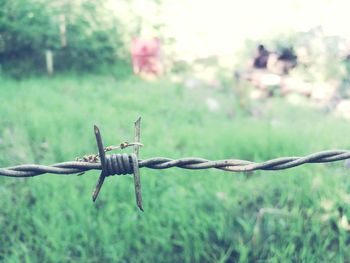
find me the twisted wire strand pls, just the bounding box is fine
[0,150,349,178]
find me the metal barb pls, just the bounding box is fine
[92,125,107,202]
[91,122,144,210]
[133,117,143,211]
[134,117,141,157]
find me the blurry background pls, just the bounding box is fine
[1,0,350,262]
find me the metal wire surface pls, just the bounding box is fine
[0,149,349,178]
[1,119,348,210]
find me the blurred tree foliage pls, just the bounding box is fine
[0,0,126,77]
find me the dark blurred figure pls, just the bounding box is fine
[277,47,297,74]
[253,44,270,69]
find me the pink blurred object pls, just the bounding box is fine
[131,37,162,76]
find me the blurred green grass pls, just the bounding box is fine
[0,74,350,262]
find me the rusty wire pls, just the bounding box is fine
[0,150,350,177]
[0,149,349,178]
[0,118,349,210]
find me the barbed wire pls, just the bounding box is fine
[1,118,349,211]
[1,149,349,178]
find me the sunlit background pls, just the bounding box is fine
[108,0,350,61]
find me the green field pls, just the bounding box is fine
[1,74,350,262]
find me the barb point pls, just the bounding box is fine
[94,125,100,134]
[134,117,141,125]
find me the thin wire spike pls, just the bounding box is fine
[94,125,107,167]
[92,173,106,202]
[134,117,141,158]
[132,155,143,211]
[92,125,107,202]
[133,117,143,211]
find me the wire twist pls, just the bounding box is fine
[104,153,136,176]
